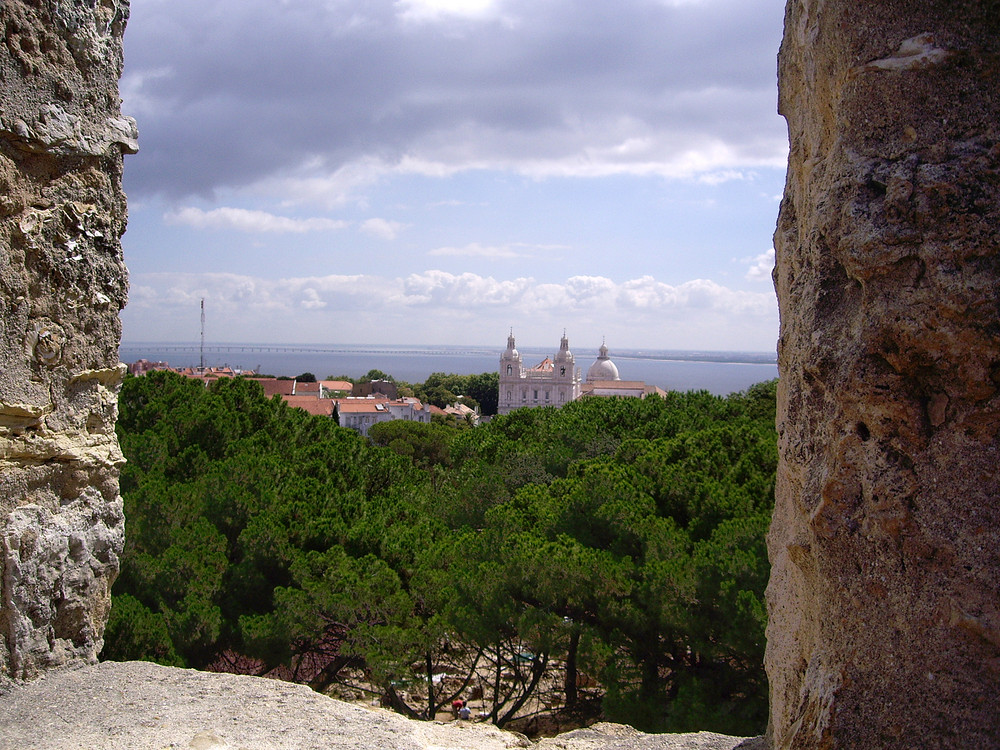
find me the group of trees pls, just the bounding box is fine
[103,370,776,736]
[411,371,499,414]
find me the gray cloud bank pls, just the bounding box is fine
[122,0,787,200]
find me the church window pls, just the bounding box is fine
[506,364,512,375]
[533,389,538,400]
[545,390,550,401]
[560,366,566,376]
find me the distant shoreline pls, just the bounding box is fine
[119,342,777,394]
[119,341,777,367]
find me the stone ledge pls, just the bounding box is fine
[0,661,756,750]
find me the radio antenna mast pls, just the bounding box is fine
[200,298,205,371]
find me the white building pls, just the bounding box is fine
[498,334,666,414]
[498,332,582,415]
[335,397,431,436]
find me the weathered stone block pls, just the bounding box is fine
[0,0,133,680]
[768,1,1000,747]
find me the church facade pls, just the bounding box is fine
[498,333,666,415]
[497,332,581,415]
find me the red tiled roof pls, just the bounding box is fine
[248,378,296,397]
[282,395,335,416]
[336,399,389,414]
[321,380,353,392]
[386,397,424,407]
[529,357,554,372]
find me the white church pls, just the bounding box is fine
[497,332,666,415]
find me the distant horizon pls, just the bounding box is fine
[120,340,777,367]
[119,341,777,395]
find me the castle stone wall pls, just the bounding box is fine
[0,0,134,681]
[768,1,1000,747]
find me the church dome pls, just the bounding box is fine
[587,342,620,382]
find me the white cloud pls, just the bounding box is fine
[260,157,388,210]
[428,242,522,259]
[396,0,504,22]
[698,170,750,186]
[300,288,327,310]
[428,199,489,208]
[121,268,778,350]
[361,218,407,240]
[565,275,619,302]
[427,241,569,260]
[165,207,348,234]
[119,67,174,116]
[745,248,775,282]
[247,135,787,212]
[400,270,533,305]
[126,269,775,326]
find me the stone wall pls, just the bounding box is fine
[0,0,134,681]
[768,1,1000,747]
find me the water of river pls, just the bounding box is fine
[119,342,778,397]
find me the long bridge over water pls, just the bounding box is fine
[121,344,776,366]
[125,344,497,357]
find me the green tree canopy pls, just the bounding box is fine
[108,372,777,737]
[359,369,394,383]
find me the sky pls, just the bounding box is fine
[119,0,789,354]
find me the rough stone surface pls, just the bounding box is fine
[535,724,761,750]
[768,1,1000,748]
[0,661,756,750]
[0,0,133,681]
